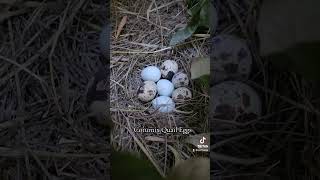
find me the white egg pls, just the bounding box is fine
[152,96,175,113]
[172,72,189,88]
[157,79,174,96]
[137,81,157,102]
[160,60,178,79]
[141,66,161,82]
[172,87,192,102]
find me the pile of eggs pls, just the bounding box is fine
[138,60,192,113]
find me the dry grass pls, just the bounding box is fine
[0,0,109,179]
[110,0,210,176]
[212,0,320,179]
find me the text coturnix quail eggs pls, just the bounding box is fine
[141,66,161,82]
[156,79,174,96]
[137,81,157,102]
[152,96,175,113]
[172,87,192,102]
[160,60,178,80]
[172,72,189,88]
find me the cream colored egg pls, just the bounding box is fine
[137,81,157,102]
[172,72,189,88]
[160,60,178,80]
[172,87,192,102]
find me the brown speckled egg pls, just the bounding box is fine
[211,81,261,124]
[212,35,252,83]
[172,87,192,102]
[137,81,157,102]
[160,60,178,80]
[172,72,189,88]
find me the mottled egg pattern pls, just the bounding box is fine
[211,81,261,122]
[172,72,189,88]
[160,60,178,80]
[212,35,252,83]
[172,87,192,102]
[138,81,157,102]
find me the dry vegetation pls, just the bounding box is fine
[212,0,320,179]
[110,0,210,177]
[0,0,319,179]
[0,0,109,179]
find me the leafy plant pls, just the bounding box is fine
[169,0,217,46]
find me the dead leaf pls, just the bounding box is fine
[115,16,128,39]
[190,57,210,79]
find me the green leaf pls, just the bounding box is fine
[198,0,210,28]
[209,2,218,33]
[111,150,163,180]
[190,57,210,79]
[169,22,199,46]
[166,157,210,180]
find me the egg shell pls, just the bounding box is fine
[211,81,261,129]
[172,87,192,102]
[160,60,178,80]
[172,72,189,88]
[157,79,174,96]
[137,81,157,102]
[212,35,252,83]
[152,96,175,113]
[141,66,161,82]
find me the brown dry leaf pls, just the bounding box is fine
[190,57,210,79]
[115,15,128,39]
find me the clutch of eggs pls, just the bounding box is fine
[138,60,192,113]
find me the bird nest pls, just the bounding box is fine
[110,0,210,175]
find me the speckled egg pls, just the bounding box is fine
[160,60,178,80]
[137,81,157,102]
[172,87,192,102]
[172,72,189,88]
[152,96,175,113]
[211,81,261,125]
[212,35,252,83]
[157,79,174,96]
[141,66,161,82]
